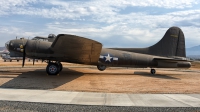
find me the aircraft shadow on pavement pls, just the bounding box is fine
[133,72,180,80]
[0,68,83,90]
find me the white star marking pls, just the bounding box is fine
[105,54,112,62]
[99,54,118,62]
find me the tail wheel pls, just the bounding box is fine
[151,69,156,74]
[97,65,106,71]
[46,63,59,75]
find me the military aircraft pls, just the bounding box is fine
[6,26,191,75]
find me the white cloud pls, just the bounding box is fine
[0,0,37,11]
[0,26,46,38]
[0,0,200,48]
[0,0,36,7]
[47,0,199,9]
[182,26,200,47]
[0,0,199,18]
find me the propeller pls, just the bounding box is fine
[22,45,26,67]
[33,59,35,66]
[21,38,27,67]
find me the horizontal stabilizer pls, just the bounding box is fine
[51,34,102,65]
[154,57,191,68]
[154,57,192,62]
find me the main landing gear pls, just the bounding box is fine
[97,65,106,71]
[151,68,156,75]
[46,61,63,75]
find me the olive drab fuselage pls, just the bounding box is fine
[6,27,191,75]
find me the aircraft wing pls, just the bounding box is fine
[51,34,102,65]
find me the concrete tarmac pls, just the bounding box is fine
[0,88,200,107]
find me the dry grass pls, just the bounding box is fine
[0,58,200,93]
[191,61,200,68]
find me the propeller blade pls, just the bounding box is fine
[33,59,35,65]
[22,46,26,67]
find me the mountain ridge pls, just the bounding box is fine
[186,45,200,56]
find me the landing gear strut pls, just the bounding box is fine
[46,61,63,75]
[151,69,156,74]
[57,62,63,71]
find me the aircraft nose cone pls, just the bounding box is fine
[6,38,28,53]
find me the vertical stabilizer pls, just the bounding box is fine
[149,27,186,57]
[111,27,186,57]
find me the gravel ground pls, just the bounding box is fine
[0,101,199,112]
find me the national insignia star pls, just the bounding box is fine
[105,54,112,62]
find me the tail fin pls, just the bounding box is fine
[149,26,186,57]
[111,26,186,57]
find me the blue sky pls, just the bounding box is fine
[0,0,200,48]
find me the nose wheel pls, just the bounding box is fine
[151,69,156,75]
[46,62,63,75]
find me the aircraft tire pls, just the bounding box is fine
[97,65,106,71]
[4,60,6,62]
[46,63,60,75]
[151,69,156,74]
